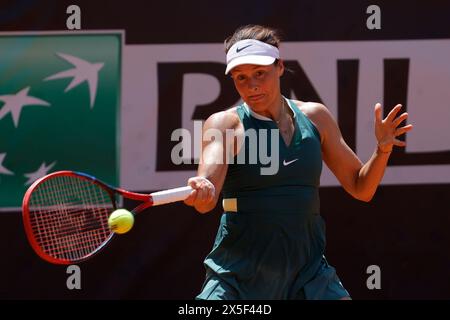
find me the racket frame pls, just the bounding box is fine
[22,171,153,264]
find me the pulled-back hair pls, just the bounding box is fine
[224,25,283,53]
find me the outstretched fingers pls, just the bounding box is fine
[395,124,414,137]
[393,138,407,147]
[385,104,403,124]
[392,112,409,128]
[374,103,383,125]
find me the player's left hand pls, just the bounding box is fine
[374,103,414,153]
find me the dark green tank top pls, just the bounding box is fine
[202,98,327,299]
[222,98,323,214]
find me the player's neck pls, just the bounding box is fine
[249,94,285,122]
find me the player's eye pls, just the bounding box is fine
[255,70,265,78]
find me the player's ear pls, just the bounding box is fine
[277,59,285,77]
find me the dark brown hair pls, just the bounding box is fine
[224,25,283,53]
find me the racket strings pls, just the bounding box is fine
[28,175,114,261]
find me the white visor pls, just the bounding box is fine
[225,39,280,75]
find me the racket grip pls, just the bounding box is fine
[150,186,193,206]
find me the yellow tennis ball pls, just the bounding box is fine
[108,209,134,234]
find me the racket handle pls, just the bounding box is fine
[150,186,193,206]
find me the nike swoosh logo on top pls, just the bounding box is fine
[283,159,299,166]
[236,44,253,53]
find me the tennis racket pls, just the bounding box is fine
[22,170,192,265]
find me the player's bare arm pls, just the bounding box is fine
[298,101,412,202]
[184,109,242,213]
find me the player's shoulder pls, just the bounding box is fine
[290,100,330,118]
[204,106,241,131]
[290,100,332,143]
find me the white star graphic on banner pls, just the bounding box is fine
[0,87,50,127]
[44,52,104,108]
[24,161,56,186]
[0,153,14,175]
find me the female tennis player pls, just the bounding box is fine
[184,25,413,299]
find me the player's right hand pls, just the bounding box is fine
[184,176,216,213]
